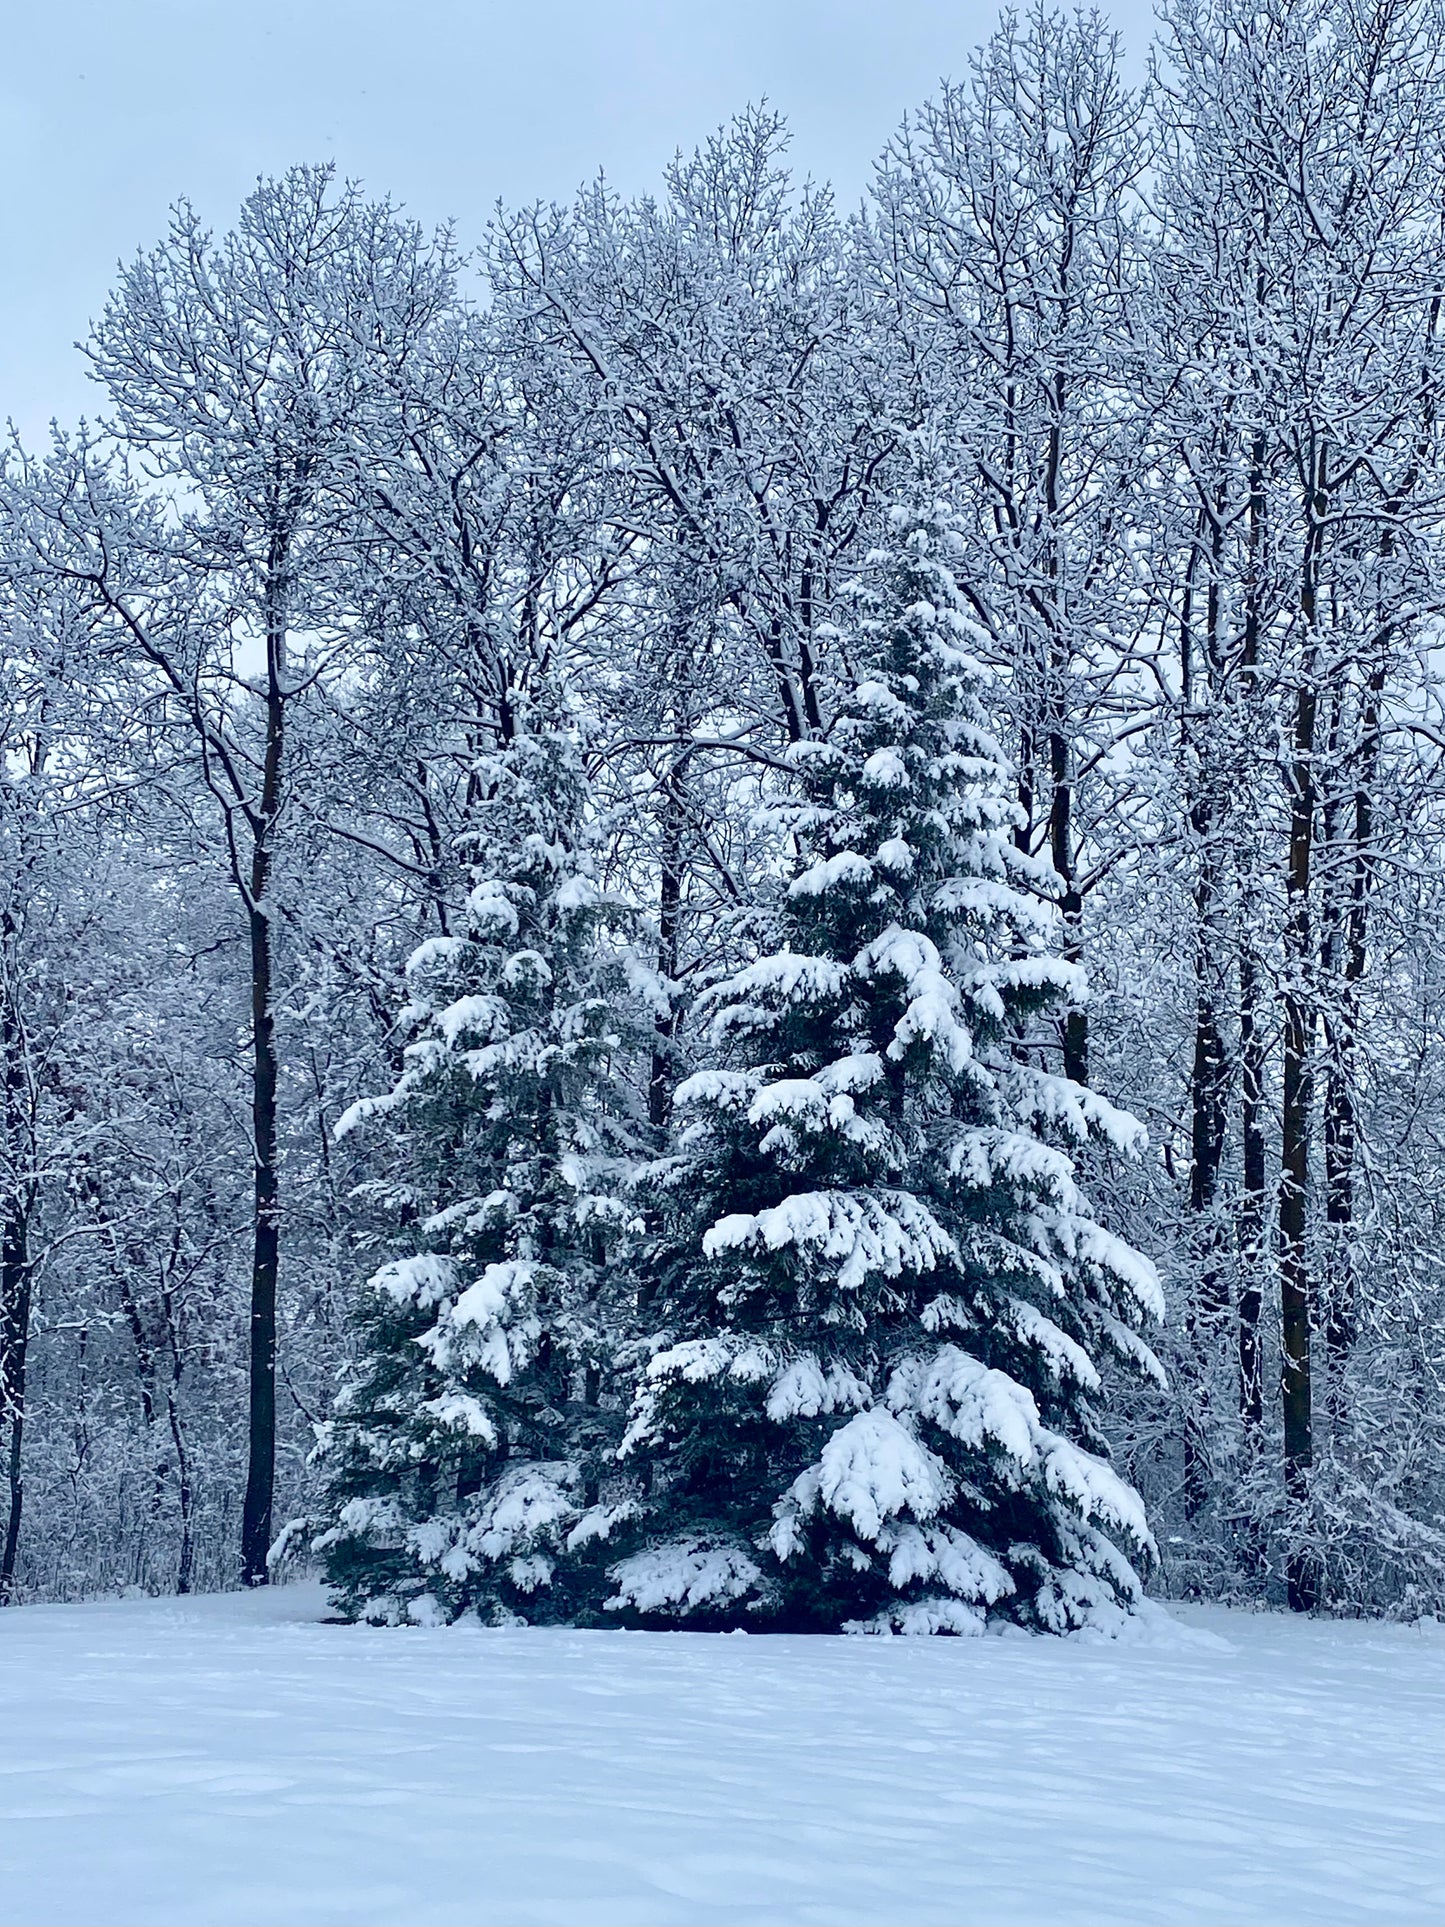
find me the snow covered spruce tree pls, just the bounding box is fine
[602,492,1165,1634]
[312,715,638,1624]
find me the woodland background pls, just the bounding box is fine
[2,0,1443,1615]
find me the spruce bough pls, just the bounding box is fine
[314,720,635,1625]
[314,497,1163,1634]
[605,495,1164,1634]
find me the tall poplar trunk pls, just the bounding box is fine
[1183,502,1230,1522]
[0,950,32,1605]
[1237,424,1269,1440]
[1050,729,1087,1086]
[240,565,287,1587]
[1237,942,1267,1432]
[160,1277,195,1596]
[648,758,686,1133]
[1322,670,1380,1377]
[1279,510,1322,1614]
[0,1211,30,1604]
[1043,381,1087,1088]
[1184,890,1228,1519]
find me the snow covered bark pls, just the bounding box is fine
[82,168,454,1585]
[600,486,1164,1635]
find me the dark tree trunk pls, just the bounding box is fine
[241,907,280,1584]
[1189,506,1232,1291]
[1050,730,1087,1085]
[158,1244,195,1596]
[1183,539,1229,1521]
[1322,675,1379,1376]
[240,583,287,1587]
[169,1382,195,1596]
[1237,423,1269,1440]
[1279,525,1321,1612]
[0,959,32,1605]
[1237,943,1267,1432]
[117,1256,170,1566]
[647,760,686,1134]
[0,1215,30,1604]
[1184,953,1229,1521]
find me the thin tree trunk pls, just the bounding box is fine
[0,1217,30,1603]
[1237,422,1269,1440]
[1322,670,1380,1375]
[1179,527,1225,1518]
[1050,729,1087,1085]
[241,898,280,1585]
[1183,515,1230,1523]
[648,759,686,1133]
[0,956,32,1605]
[240,571,287,1587]
[168,1377,195,1597]
[117,1258,169,1574]
[1237,942,1267,1431]
[1184,928,1228,1519]
[1279,517,1321,1613]
[160,1266,194,1596]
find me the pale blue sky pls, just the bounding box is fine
[2,0,1155,445]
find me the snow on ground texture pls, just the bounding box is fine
[1,1583,1443,1927]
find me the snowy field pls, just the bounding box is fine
[1,1583,1443,1927]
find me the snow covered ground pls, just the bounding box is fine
[1,1583,1442,1927]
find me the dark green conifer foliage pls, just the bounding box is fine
[315,719,637,1624]
[598,489,1164,1634]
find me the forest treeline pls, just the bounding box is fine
[2,0,1444,1621]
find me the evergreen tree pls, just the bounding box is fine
[312,716,638,1624]
[597,489,1165,1634]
